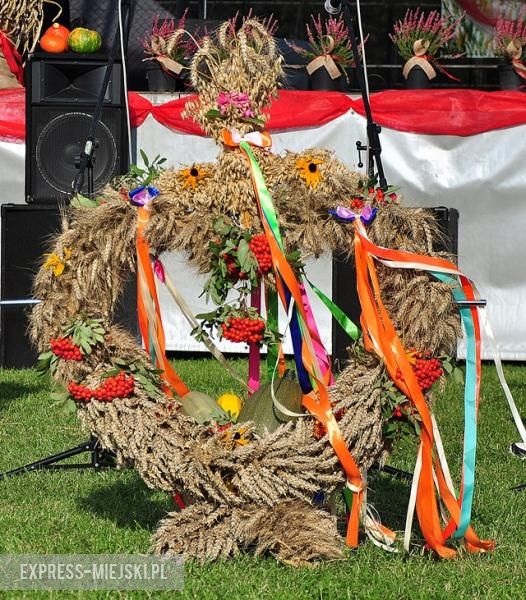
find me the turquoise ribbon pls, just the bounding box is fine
[433,271,478,540]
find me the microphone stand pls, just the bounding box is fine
[72,0,134,197]
[340,1,388,190]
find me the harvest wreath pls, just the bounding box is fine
[30,19,493,564]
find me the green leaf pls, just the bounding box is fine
[71,195,100,209]
[237,238,250,269]
[80,339,92,355]
[240,116,265,126]
[50,391,70,403]
[443,360,453,374]
[453,367,465,385]
[205,109,223,119]
[62,398,77,415]
[140,149,149,166]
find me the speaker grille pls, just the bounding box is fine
[35,111,117,195]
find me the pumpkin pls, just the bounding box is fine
[238,371,304,435]
[68,28,102,54]
[45,23,71,41]
[40,30,68,53]
[180,390,229,424]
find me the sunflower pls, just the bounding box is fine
[43,247,72,277]
[295,156,324,189]
[179,164,209,190]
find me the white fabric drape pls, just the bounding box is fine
[2,101,524,358]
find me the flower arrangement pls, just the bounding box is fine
[142,11,198,75]
[288,14,359,81]
[390,8,463,82]
[494,7,526,62]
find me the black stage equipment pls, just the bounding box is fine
[0,204,138,369]
[25,53,128,203]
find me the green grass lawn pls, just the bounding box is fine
[0,361,525,599]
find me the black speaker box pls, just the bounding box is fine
[331,207,459,368]
[25,54,128,204]
[0,205,137,369]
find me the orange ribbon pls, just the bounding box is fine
[353,220,493,556]
[228,130,365,546]
[136,207,190,398]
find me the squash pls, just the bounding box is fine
[238,371,304,435]
[45,23,71,41]
[68,28,102,54]
[40,30,68,53]
[180,390,229,424]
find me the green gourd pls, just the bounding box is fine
[180,390,228,423]
[238,371,304,435]
[68,28,102,53]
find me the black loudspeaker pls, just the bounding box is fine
[25,53,128,204]
[332,207,459,368]
[0,205,137,369]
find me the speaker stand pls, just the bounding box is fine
[0,437,115,480]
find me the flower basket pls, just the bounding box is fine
[390,8,463,89]
[288,14,360,92]
[494,9,526,91]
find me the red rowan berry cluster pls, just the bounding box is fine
[68,371,135,403]
[396,352,443,392]
[249,233,272,274]
[221,316,266,344]
[50,337,83,361]
[223,252,248,280]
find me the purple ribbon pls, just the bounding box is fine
[128,185,160,207]
[329,204,377,225]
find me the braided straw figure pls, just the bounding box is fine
[30,19,460,565]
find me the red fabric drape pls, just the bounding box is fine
[0,32,24,86]
[0,88,25,142]
[350,89,526,136]
[4,88,526,143]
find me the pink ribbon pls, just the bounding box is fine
[299,282,334,385]
[248,285,262,394]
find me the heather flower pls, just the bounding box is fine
[494,7,526,58]
[390,8,464,61]
[287,13,363,76]
[142,10,200,67]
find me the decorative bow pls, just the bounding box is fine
[329,204,378,225]
[222,128,272,149]
[306,35,341,80]
[128,185,160,207]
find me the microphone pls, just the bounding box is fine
[324,0,342,15]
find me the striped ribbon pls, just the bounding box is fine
[224,130,365,546]
[353,219,494,556]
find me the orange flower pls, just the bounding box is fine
[295,156,324,188]
[179,165,209,190]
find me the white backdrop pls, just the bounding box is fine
[2,100,525,358]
